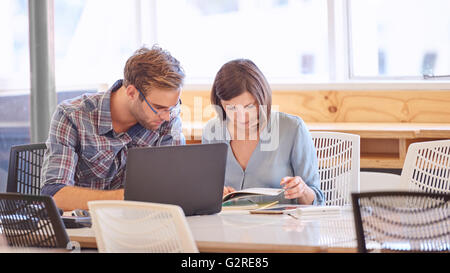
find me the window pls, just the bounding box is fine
[0,0,115,189]
[349,0,450,79]
[0,0,29,90]
[0,0,30,191]
[55,0,142,89]
[154,0,329,83]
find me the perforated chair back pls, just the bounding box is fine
[311,132,360,206]
[7,143,47,195]
[352,191,449,253]
[400,140,450,194]
[0,193,69,249]
[88,200,198,253]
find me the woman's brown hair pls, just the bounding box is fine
[211,59,272,122]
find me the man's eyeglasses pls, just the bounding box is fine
[136,88,181,121]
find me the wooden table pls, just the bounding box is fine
[67,208,357,253]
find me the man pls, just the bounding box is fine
[41,46,185,211]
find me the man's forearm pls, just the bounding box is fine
[53,186,124,211]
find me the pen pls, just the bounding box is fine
[287,213,298,220]
[258,201,279,210]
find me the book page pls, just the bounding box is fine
[236,188,284,195]
[222,187,284,202]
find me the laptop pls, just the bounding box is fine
[124,143,228,216]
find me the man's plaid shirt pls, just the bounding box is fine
[40,80,185,196]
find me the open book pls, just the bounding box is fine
[222,187,284,203]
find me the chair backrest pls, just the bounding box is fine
[7,143,47,195]
[360,171,404,192]
[0,193,70,249]
[311,132,360,206]
[400,140,450,194]
[88,200,198,253]
[351,191,449,253]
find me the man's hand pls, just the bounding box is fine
[53,187,124,211]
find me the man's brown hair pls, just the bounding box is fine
[123,45,185,98]
[211,59,272,121]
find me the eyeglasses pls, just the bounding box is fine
[136,88,181,121]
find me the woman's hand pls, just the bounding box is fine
[280,176,315,204]
[223,186,236,197]
[280,176,306,199]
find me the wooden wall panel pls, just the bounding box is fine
[180,89,450,168]
[180,90,450,123]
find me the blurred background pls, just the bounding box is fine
[0,0,449,190]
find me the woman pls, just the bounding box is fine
[202,59,324,205]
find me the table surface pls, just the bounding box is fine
[67,207,358,253]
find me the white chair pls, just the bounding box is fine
[400,139,450,194]
[311,132,360,206]
[87,200,198,253]
[360,171,403,192]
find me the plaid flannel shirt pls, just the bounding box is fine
[40,80,185,196]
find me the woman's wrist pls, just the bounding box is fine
[297,185,315,205]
